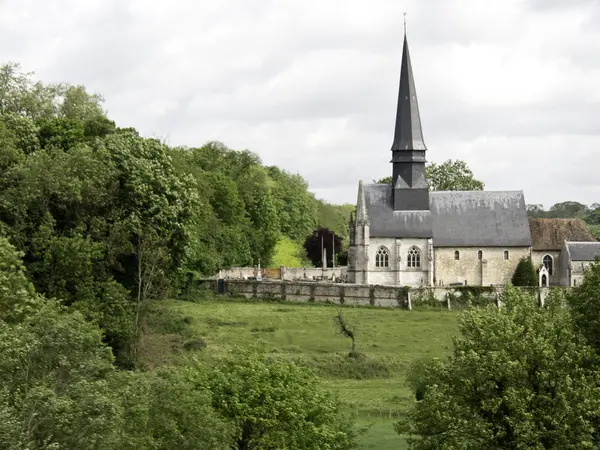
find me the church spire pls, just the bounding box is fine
[390,20,430,211]
[391,24,426,151]
[356,180,368,224]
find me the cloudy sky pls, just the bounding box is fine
[1,0,599,209]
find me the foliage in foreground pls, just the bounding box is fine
[0,238,358,449]
[397,286,600,449]
[198,345,359,450]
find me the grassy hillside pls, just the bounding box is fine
[141,298,459,449]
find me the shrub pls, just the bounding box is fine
[511,256,537,286]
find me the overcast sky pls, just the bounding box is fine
[1,0,599,209]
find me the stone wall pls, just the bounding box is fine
[216,266,347,281]
[218,279,554,309]
[434,247,530,287]
[531,250,561,286]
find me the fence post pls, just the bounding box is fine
[407,291,412,311]
[446,293,452,310]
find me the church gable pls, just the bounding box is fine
[529,218,596,251]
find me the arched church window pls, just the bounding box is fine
[454,251,460,261]
[407,246,421,268]
[543,254,553,276]
[477,250,483,260]
[504,250,509,260]
[375,247,389,268]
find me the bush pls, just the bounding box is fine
[511,256,537,287]
[201,346,359,449]
[306,353,393,380]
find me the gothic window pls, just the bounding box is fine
[375,247,389,268]
[543,254,553,276]
[454,250,460,261]
[504,250,509,260]
[477,250,483,260]
[407,246,421,268]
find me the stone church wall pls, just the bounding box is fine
[368,237,431,287]
[216,279,555,308]
[531,250,561,286]
[434,247,529,286]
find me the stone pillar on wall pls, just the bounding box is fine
[481,259,488,286]
[427,239,434,287]
[396,240,402,286]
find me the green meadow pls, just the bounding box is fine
[141,298,460,449]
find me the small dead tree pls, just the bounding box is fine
[333,310,359,358]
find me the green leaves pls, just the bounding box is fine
[425,159,484,191]
[201,345,358,450]
[376,159,485,192]
[398,286,600,449]
[511,256,537,287]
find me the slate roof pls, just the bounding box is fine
[529,218,596,250]
[363,184,532,247]
[391,34,426,151]
[364,184,432,238]
[566,241,600,261]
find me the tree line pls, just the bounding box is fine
[527,201,600,239]
[398,263,600,449]
[0,62,359,448]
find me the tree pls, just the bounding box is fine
[397,286,600,449]
[526,204,546,218]
[548,201,589,219]
[426,159,484,191]
[567,259,600,356]
[334,310,359,357]
[376,159,484,191]
[0,237,42,323]
[267,166,318,242]
[586,206,600,226]
[200,346,357,450]
[511,256,537,287]
[304,227,343,267]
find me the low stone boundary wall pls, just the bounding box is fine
[216,266,347,282]
[198,279,555,309]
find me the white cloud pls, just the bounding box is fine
[1,0,599,210]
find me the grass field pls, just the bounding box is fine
[141,298,460,449]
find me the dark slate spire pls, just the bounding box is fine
[391,30,426,151]
[390,21,430,211]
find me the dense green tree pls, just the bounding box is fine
[425,159,484,191]
[304,227,343,267]
[267,166,318,242]
[548,201,589,219]
[0,237,42,323]
[567,260,600,356]
[199,346,357,450]
[397,286,600,449]
[511,256,537,287]
[377,159,484,191]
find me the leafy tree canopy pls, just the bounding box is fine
[198,345,358,450]
[376,159,484,191]
[398,286,600,449]
[511,256,538,287]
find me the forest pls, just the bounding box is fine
[3,61,600,449]
[0,62,357,449]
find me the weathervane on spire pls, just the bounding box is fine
[403,12,407,34]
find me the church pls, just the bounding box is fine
[347,31,599,287]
